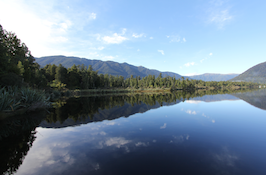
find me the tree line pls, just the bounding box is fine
[0,24,261,90]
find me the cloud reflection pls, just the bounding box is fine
[186,110,197,115]
[104,137,132,148]
[170,134,190,144]
[160,123,167,129]
[212,147,238,167]
[135,142,149,147]
[186,100,201,104]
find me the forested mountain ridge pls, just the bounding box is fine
[189,73,239,81]
[230,61,266,83]
[35,55,185,79]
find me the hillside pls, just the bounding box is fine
[189,73,239,81]
[35,55,184,79]
[230,61,266,83]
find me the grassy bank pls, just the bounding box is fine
[69,87,172,96]
[0,87,51,119]
[65,85,262,97]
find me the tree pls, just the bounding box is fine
[0,24,39,86]
[17,61,24,76]
[68,64,80,88]
[55,64,67,84]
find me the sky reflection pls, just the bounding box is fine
[14,93,266,175]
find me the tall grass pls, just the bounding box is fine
[0,87,21,111]
[0,87,50,113]
[21,88,50,105]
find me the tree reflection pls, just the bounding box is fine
[45,89,254,127]
[0,112,45,174]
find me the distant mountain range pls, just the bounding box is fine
[188,73,239,81]
[35,55,241,81]
[35,55,185,79]
[230,61,266,83]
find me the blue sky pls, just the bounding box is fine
[0,0,265,76]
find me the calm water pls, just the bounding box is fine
[1,90,266,175]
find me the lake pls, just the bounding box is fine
[1,89,266,175]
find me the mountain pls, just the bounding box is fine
[230,61,266,83]
[35,55,185,79]
[189,73,239,81]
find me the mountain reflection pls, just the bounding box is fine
[41,93,182,128]
[41,89,264,128]
[1,88,266,175]
[232,89,266,110]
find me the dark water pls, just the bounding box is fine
[1,90,266,175]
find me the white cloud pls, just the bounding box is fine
[132,33,145,38]
[89,52,99,57]
[183,38,186,42]
[201,53,212,63]
[184,62,195,67]
[102,56,115,60]
[121,28,127,35]
[168,35,181,42]
[99,28,128,44]
[51,36,68,43]
[207,1,233,28]
[0,0,98,57]
[210,10,232,27]
[89,13,96,20]
[202,113,207,117]
[185,72,200,76]
[101,33,128,44]
[160,123,167,129]
[158,50,165,55]
[98,46,104,50]
[150,37,153,39]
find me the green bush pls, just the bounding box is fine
[0,87,20,111]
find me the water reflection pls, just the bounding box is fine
[1,89,266,175]
[232,89,266,110]
[41,93,182,128]
[41,90,253,128]
[0,112,45,174]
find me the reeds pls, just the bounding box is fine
[0,87,20,111]
[0,87,50,113]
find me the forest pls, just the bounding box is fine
[0,24,262,91]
